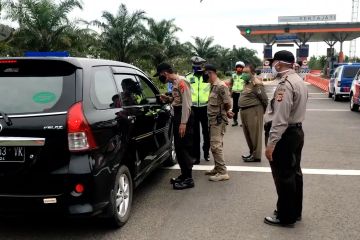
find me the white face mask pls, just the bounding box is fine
[272,61,291,77]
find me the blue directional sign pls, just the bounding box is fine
[275,35,299,42]
[24,51,70,57]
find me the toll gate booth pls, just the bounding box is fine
[237,22,360,77]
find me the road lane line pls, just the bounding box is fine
[164,165,360,176]
[306,109,349,112]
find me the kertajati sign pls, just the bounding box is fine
[278,14,336,23]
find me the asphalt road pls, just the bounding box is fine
[1,82,359,240]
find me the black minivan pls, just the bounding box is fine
[0,57,175,227]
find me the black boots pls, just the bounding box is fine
[170,176,194,190]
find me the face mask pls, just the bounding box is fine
[202,73,210,83]
[241,73,251,83]
[159,75,167,84]
[192,66,203,72]
[272,61,291,77]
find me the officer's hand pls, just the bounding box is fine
[159,94,168,103]
[226,111,234,119]
[179,123,186,138]
[265,145,275,161]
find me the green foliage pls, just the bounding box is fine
[0,1,262,77]
[308,55,327,70]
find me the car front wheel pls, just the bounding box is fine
[107,165,133,228]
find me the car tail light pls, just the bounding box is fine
[75,183,85,193]
[67,102,97,152]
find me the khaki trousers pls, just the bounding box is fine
[240,105,264,159]
[210,122,227,174]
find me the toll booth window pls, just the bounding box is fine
[91,67,118,109]
[114,75,145,106]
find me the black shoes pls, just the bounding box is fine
[242,155,261,162]
[264,216,295,228]
[232,121,238,127]
[273,210,302,221]
[170,175,184,184]
[193,159,200,165]
[204,155,210,161]
[173,178,194,190]
[242,154,252,159]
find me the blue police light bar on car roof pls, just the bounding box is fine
[24,51,70,57]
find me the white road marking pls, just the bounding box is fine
[306,109,349,112]
[165,165,360,176]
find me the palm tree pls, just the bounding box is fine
[93,4,147,62]
[231,47,261,67]
[139,18,185,68]
[4,0,83,52]
[186,36,220,61]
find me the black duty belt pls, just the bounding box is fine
[288,123,302,128]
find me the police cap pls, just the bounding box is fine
[190,56,206,66]
[271,50,295,64]
[154,62,173,77]
[235,61,245,68]
[204,64,217,73]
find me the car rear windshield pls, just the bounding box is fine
[0,59,77,114]
[343,67,360,78]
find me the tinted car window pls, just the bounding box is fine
[136,75,157,104]
[91,67,118,109]
[343,67,360,78]
[114,75,146,106]
[0,60,76,114]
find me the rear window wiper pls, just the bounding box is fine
[0,111,13,126]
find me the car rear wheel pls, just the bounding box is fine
[350,94,359,112]
[332,90,340,101]
[328,91,333,98]
[107,165,133,228]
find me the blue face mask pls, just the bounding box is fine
[192,66,203,72]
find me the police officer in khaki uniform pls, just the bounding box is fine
[203,64,233,181]
[238,65,268,162]
[155,63,195,190]
[263,51,308,227]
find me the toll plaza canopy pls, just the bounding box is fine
[237,22,360,44]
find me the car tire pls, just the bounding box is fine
[163,137,177,166]
[328,90,333,98]
[350,93,359,112]
[106,165,133,228]
[332,90,340,101]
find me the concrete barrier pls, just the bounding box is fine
[305,74,329,92]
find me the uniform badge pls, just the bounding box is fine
[275,88,285,102]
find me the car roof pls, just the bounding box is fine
[0,57,143,72]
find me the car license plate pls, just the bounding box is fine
[0,147,26,162]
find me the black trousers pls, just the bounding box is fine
[266,125,304,224]
[173,107,194,178]
[192,106,210,160]
[232,92,241,122]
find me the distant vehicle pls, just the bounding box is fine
[350,69,360,112]
[328,63,360,101]
[0,57,175,227]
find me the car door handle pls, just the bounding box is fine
[128,115,136,123]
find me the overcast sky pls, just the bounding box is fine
[72,0,356,59]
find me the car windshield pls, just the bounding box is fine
[0,60,76,114]
[343,67,360,78]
